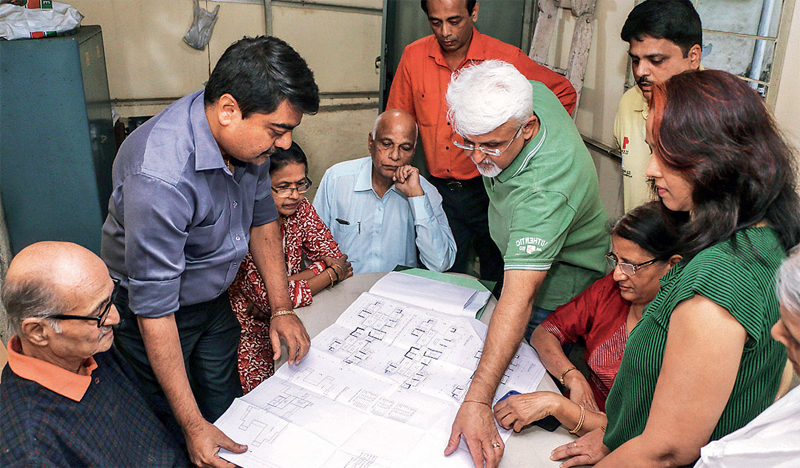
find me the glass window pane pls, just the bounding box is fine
[697,0,783,38]
[702,32,775,89]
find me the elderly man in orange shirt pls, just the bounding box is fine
[387,0,576,285]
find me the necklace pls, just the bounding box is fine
[222,155,234,175]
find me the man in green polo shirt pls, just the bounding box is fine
[443,60,608,468]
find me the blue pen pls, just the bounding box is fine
[497,390,520,403]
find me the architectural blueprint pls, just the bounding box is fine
[215,292,546,468]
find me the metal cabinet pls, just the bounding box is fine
[0,25,115,255]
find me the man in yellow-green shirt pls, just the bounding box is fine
[615,0,703,211]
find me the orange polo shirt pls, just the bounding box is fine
[6,336,98,402]
[387,27,577,180]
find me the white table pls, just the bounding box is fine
[276,272,578,467]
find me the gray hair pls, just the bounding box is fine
[446,60,534,137]
[777,245,800,321]
[2,277,65,335]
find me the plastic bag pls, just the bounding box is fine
[0,1,83,40]
[183,0,219,51]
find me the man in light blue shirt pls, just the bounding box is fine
[314,109,456,274]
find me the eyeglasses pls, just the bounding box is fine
[45,279,119,328]
[271,178,312,198]
[605,253,658,277]
[453,124,524,157]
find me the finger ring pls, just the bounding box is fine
[492,442,501,448]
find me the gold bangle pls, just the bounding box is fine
[271,309,296,320]
[330,263,344,274]
[559,366,578,386]
[463,399,492,408]
[601,425,606,433]
[569,405,586,434]
[325,268,336,288]
[329,266,340,283]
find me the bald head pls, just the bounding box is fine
[368,109,419,184]
[3,242,109,334]
[372,109,418,142]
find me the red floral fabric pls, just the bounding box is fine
[228,198,342,393]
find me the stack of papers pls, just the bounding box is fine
[369,272,492,318]
[215,276,545,468]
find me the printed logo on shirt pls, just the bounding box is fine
[622,136,630,150]
[516,237,547,254]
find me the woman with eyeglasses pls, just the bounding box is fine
[493,201,684,436]
[550,70,800,468]
[228,142,353,393]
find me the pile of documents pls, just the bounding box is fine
[215,273,546,468]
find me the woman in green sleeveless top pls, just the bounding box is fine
[551,70,800,467]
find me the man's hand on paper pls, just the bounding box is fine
[445,401,504,468]
[550,428,609,467]
[185,419,247,468]
[323,255,353,282]
[270,313,311,365]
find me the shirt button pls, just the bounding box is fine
[94,377,100,384]
[232,201,238,207]
[235,235,241,241]
[446,146,449,150]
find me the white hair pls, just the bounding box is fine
[446,60,534,137]
[777,245,800,322]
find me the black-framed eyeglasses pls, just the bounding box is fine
[271,178,312,198]
[605,253,658,277]
[45,279,119,328]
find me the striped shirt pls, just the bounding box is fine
[604,227,787,451]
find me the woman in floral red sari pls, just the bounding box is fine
[228,142,353,393]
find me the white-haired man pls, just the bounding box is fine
[314,109,456,273]
[443,60,609,468]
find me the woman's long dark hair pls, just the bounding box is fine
[649,69,800,259]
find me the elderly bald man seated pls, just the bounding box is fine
[0,242,189,467]
[314,109,456,274]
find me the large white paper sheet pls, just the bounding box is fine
[216,292,546,468]
[369,271,491,317]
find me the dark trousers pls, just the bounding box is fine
[429,175,505,283]
[113,288,242,425]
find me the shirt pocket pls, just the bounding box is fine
[413,92,440,127]
[331,222,360,262]
[185,214,228,262]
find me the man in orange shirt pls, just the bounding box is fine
[387,0,576,283]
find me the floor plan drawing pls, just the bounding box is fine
[215,291,546,468]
